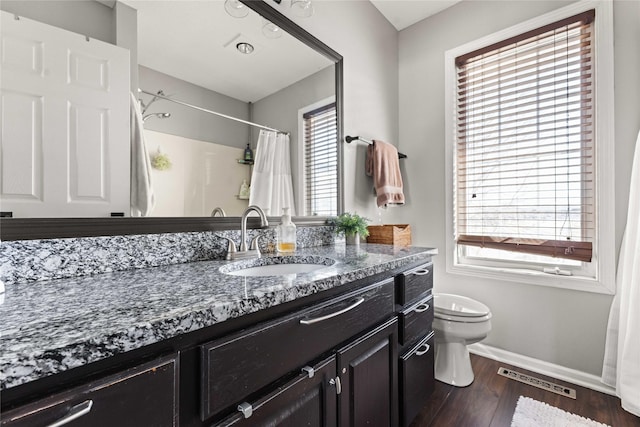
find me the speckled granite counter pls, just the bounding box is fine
[0,244,436,391]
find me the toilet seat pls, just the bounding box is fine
[434,293,492,323]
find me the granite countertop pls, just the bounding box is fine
[0,244,437,391]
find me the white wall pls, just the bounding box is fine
[395,0,640,376]
[145,130,250,217]
[269,1,400,221]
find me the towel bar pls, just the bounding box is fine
[345,135,407,159]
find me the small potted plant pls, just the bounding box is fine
[332,212,370,246]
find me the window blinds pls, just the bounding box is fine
[455,10,595,263]
[303,103,338,216]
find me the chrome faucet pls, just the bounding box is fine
[210,207,226,217]
[218,205,269,260]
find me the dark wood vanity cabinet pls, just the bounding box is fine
[200,278,395,421]
[202,278,398,426]
[213,318,398,427]
[1,258,435,427]
[0,354,179,427]
[395,261,435,427]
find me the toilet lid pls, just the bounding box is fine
[434,293,491,318]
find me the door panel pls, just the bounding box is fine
[0,10,129,217]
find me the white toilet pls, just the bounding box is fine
[433,293,492,387]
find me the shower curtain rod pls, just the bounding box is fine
[345,135,407,159]
[138,89,289,135]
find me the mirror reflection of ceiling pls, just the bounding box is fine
[120,0,333,103]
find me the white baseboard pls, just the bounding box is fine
[468,343,617,396]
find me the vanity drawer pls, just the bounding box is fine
[399,293,433,346]
[1,354,178,427]
[200,278,395,421]
[399,333,435,427]
[396,262,433,305]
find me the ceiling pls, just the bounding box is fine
[370,0,461,30]
[116,0,460,102]
[120,0,332,103]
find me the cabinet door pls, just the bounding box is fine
[1,355,178,427]
[399,333,435,427]
[214,356,338,427]
[337,317,398,427]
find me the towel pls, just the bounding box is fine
[130,92,155,217]
[366,140,405,208]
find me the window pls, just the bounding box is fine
[445,1,615,293]
[302,102,338,216]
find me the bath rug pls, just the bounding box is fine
[498,367,576,399]
[511,396,610,427]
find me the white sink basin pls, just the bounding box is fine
[220,256,336,277]
[226,263,328,277]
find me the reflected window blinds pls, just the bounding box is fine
[303,103,338,216]
[454,10,595,262]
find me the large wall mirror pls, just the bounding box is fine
[0,0,343,240]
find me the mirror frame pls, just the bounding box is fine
[0,0,343,241]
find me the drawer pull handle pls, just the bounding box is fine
[415,344,431,356]
[301,366,315,378]
[237,402,253,419]
[329,376,342,395]
[412,269,429,276]
[299,298,365,325]
[414,303,430,313]
[47,400,93,427]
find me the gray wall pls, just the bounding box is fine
[271,1,400,222]
[139,66,250,149]
[0,0,114,43]
[252,66,335,213]
[394,0,640,376]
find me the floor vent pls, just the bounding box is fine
[497,367,577,399]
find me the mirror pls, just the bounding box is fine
[129,0,339,217]
[0,0,343,239]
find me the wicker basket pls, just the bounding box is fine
[366,224,411,246]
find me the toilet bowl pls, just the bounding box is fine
[433,293,492,387]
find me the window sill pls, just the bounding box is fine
[447,262,614,295]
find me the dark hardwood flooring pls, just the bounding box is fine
[410,354,640,427]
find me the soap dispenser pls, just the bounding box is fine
[277,207,296,253]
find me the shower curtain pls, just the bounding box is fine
[602,129,640,417]
[249,130,296,216]
[130,92,155,216]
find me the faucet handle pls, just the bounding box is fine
[216,234,237,256]
[249,234,262,254]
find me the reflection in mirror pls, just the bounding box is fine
[0,0,340,220]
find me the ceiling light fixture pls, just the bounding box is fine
[224,0,249,18]
[291,0,314,18]
[236,42,255,54]
[262,19,283,39]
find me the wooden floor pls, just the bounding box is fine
[410,354,640,427]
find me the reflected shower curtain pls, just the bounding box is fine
[602,129,640,417]
[249,130,296,216]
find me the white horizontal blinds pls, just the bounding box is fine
[304,103,338,216]
[455,10,595,263]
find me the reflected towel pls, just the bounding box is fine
[130,92,155,216]
[366,140,405,208]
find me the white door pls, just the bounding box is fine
[0,10,130,217]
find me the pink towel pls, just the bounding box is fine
[366,140,405,208]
